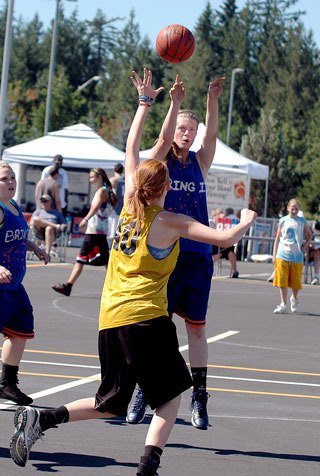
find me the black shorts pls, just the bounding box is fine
[76,234,109,266]
[95,316,192,416]
[212,245,235,259]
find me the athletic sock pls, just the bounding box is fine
[143,445,162,460]
[0,363,19,385]
[39,405,69,432]
[137,446,162,475]
[191,367,207,393]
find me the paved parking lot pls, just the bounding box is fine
[0,252,320,476]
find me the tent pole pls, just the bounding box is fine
[0,0,14,158]
[263,177,269,217]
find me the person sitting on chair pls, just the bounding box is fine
[30,195,67,256]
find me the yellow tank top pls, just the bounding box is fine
[99,205,179,330]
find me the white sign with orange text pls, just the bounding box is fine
[205,171,248,214]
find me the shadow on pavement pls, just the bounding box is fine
[0,447,136,471]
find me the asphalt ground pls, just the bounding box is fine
[0,249,320,476]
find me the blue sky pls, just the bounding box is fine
[1,0,319,47]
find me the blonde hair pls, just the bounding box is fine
[127,159,169,232]
[287,198,301,208]
[177,109,200,125]
[0,162,14,172]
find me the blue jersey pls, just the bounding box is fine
[164,151,211,254]
[0,199,28,290]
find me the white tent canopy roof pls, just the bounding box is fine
[2,123,125,169]
[190,123,269,180]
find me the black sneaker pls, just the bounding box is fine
[136,455,159,476]
[190,391,209,430]
[52,283,72,296]
[0,383,33,405]
[126,387,147,424]
[231,271,239,278]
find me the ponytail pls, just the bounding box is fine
[127,159,169,232]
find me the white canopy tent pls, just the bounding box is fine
[191,123,269,181]
[2,123,125,207]
[2,123,125,168]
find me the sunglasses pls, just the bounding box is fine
[41,199,49,203]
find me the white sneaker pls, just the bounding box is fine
[273,303,287,314]
[290,297,298,313]
[311,277,319,285]
[267,272,274,283]
[10,406,43,467]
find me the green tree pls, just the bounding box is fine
[31,66,84,134]
[297,97,320,216]
[241,109,300,216]
[10,15,46,87]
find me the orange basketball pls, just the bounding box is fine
[155,24,195,64]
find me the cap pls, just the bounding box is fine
[40,194,51,202]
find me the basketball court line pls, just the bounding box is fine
[207,375,320,388]
[213,272,270,280]
[179,330,239,351]
[206,387,320,400]
[178,413,320,423]
[221,340,320,357]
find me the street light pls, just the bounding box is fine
[77,76,101,92]
[0,0,14,157]
[226,68,244,146]
[44,0,77,135]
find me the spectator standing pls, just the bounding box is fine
[273,198,313,314]
[35,166,61,211]
[41,154,69,215]
[51,168,116,297]
[30,194,67,256]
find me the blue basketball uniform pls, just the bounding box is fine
[0,200,34,338]
[165,152,213,326]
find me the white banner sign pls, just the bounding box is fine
[206,171,248,213]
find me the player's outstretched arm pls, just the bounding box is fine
[126,69,164,202]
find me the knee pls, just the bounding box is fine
[186,323,206,340]
[45,225,55,236]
